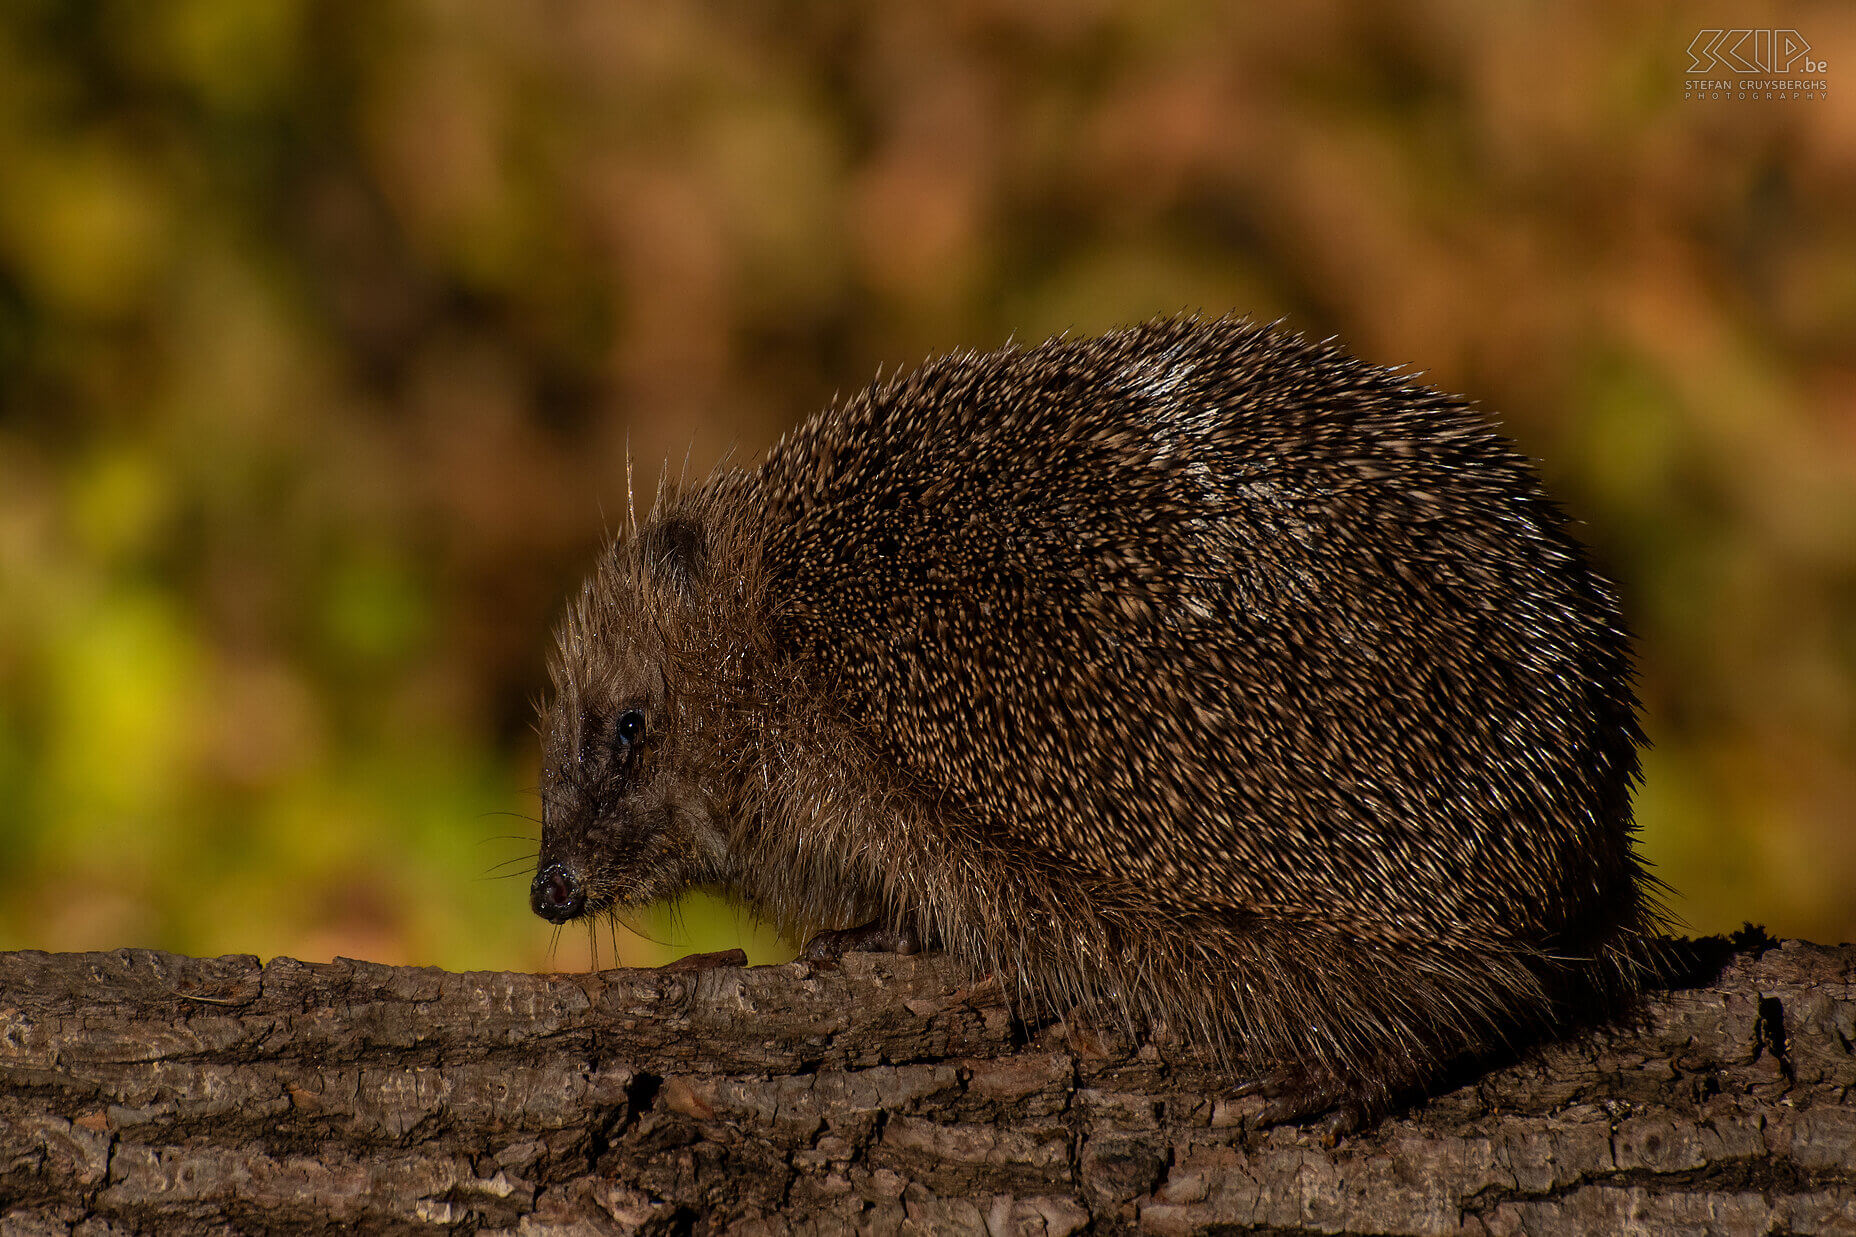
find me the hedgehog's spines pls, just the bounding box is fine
[537,314,1660,1125]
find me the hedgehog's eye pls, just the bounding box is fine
[616,710,646,747]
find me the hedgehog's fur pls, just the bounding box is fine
[535,316,1662,1127]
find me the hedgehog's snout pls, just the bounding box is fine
[531,862,587,923]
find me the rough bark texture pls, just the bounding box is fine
[0,935,1851,1235]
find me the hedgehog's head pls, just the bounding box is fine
[531,506,743,927]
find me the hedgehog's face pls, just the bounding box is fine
[530,520,731,928]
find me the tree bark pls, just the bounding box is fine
[1,935,1851,1235]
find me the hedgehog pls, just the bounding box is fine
[529,315,1662,1130]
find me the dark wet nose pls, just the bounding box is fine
[531,863,587,923]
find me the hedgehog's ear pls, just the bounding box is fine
[643,516,708,591]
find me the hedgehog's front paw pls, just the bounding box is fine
[803,920,925,963]
[1235,1066,1370,1144]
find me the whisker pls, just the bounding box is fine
[613,907,671,951]
[478,811,542,827]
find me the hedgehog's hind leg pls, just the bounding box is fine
[1151,910,1555,1136]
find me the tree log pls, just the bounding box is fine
[1,935,1851,1234]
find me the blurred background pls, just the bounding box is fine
[1,1,1852,972]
